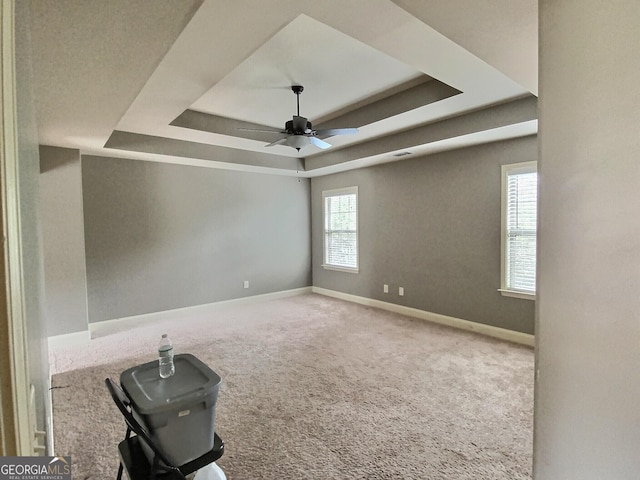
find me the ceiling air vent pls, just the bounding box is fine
[392,151,412,157]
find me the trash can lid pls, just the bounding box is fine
[120,353,221,414]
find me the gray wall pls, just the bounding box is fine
[82,156,311,322]
[311,136,536,334]
[40,146,89,336]
[15,0,49,434]
[535,1,640,478]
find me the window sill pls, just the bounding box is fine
[499,289,536,301]
[322,265,359,274]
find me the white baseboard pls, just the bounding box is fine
[48,287,532,348]
[90,287,313,334]
[47,330,91,350]
[312,287,534,347]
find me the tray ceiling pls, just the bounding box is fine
[26,0,538,177]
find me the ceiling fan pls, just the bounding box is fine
[242,85,358,152]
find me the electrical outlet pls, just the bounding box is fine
[383,284,389,293]
[243,280,249,289]
[399,286,404,296]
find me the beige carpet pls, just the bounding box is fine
[51,293,534,479]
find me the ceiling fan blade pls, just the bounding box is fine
[238,127,285,133]
[292,115,308,133]
[309,136,332,149]
[314,127,359,137]
[265,137,288,147]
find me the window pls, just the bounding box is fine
[501,162,537,299]
[323,186,358,273]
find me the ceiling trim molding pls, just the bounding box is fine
[172,77,462,148]
[305,95,537,170]
[101,96,537,177]
[104,131,303,172]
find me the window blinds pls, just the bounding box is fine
[324,191,358,270]
[505,170,537,293]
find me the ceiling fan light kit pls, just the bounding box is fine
[286,135,311,150]
[264,85,359,152]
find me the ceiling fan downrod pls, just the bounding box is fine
[292,85,303,116]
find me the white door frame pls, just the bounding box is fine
[1,0,36,456]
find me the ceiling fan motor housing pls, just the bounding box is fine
[286,117,312,135]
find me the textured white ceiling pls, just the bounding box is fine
[392,0,538,95]
[190,15,425,127]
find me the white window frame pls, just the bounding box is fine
[500,161,537,300]
[322,186,359,273]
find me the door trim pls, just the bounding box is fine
[1,0,35,456]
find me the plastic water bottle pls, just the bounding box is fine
[158,334,175,378]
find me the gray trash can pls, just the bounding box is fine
[120,353,222,465]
